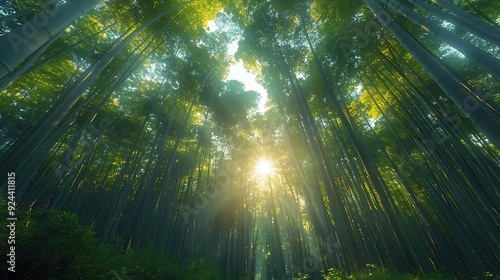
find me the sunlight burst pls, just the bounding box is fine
[255,159,273,177]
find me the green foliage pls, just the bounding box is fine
[343,264,448,280]
[318,264,498,280]
[0,199,225,280]
[0,199,96,279]
[66,247,226,280]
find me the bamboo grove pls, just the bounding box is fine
[0,0,499,279]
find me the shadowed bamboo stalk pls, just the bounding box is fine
[0,0,109,79]
[378,0,500,80]
[0,0,59,24]
[432,0,500,40]
[0,2,192,180]
[407,0,500,45]
[0,20,121,91]
[365,0,500,149]
[0,30,62,92]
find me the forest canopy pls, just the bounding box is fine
[0,0,499,279]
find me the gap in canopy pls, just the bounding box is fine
[207,12,269,113]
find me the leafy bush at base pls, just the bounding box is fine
[293,264,497,280]
[322,264,450,280]
[0,199,224,280]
